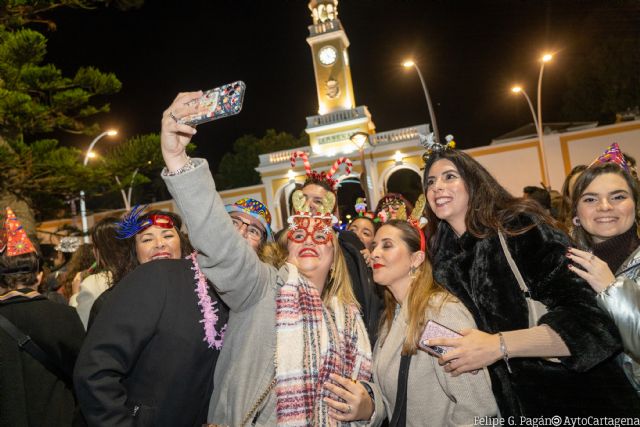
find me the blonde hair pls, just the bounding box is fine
[378,220,451,355]
[261,228,358,307]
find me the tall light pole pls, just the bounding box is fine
[402,59,439,144]
[350,131,373,211]
[80,130,117,243]
[510,53,553,188]
[511,86,540,134]
[536,53,553,187]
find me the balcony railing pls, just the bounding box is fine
[371,124,429,146]
[258,146,310,167]
[306,106,369,128]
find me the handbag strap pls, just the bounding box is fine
[389,354,412,427]
[497,231,531,294]
[0,313,70,385]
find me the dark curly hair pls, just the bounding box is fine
[113,210,193,286]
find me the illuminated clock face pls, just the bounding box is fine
[318,46,337,65]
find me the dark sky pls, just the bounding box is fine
[46,0,640,172]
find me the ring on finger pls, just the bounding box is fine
[590,254,595,261]
[169,111,179,122]
[346,404,352,414]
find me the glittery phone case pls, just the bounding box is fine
[179,80,246,126]
[418,320,462,357]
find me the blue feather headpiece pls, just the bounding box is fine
[116,205,151,239]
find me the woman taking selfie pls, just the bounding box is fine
[568,144,639,392]
[159,91,373,426]
[421,137,640,417]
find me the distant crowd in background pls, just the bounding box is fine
[1,91,639,427]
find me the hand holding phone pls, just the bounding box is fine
[178,81,246,126]
[418,320,462,357]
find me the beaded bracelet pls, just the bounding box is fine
[162,157,195,177]
[498,332,513,374]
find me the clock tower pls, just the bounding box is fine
[305,0,375,156]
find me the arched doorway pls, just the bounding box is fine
[385,168,422,206]
[336,176,365,227]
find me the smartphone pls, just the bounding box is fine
[178,81,246,126]
[418,320,462,357]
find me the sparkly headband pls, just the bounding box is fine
[354,198,375,220]
[589,143,629,172]
[116,205,176,239]
[419,133,456,162]
[290,151,353,192]
[408,195,428,252]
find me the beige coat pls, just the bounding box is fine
[370,296,498,426]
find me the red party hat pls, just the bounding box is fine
[1,207,36,256]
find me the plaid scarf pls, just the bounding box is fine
[275,264,372,426]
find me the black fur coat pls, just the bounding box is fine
[432,216,640,417]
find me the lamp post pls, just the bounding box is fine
[511,86,540,134]
[350,131,373,211]
[510,53,553,188]
[402,59,440,144]
[80,130,117,243]
[536,53,553,187]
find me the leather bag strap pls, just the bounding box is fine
[0,313,70,384]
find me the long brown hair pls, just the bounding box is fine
[378,220,450,355]
[90,216,130,286]
[59,243,95,298]
[422,150,555,251]
[558,165,587,227]
[570,162,640,249]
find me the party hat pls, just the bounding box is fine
[1,207,36,256]
[589,143,629,171]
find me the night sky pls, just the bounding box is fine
[45,0,640,172]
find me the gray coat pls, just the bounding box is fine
[163,159,371,425]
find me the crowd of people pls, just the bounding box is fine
[0,90,639,426]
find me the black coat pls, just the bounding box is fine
[0,289,85,427]
[432,216,640,417]
[74,259,229,427]
[339,229,384,344]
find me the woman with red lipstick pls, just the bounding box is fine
[158,92,373,426]
[74,207,229,426]
[421,142,640,417]
[351,219,498,425]
[567,149,640,393]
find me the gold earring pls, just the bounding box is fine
[409,265,417,278]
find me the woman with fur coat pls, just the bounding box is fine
[421,145,640,417]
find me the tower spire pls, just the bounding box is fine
[309,0,339,25]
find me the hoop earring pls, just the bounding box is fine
[572,217,581,227]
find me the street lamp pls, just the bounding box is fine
[536,53,553,187]
[80,129,117,243]
[402,59,440,144]
[510,53,553,188]
[350,131,373,211]
[511,86,540,133]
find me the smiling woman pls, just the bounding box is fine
[158,92,374,425]
[74,207,229,427]
[421,146,640,418]
[569,148,640,393]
